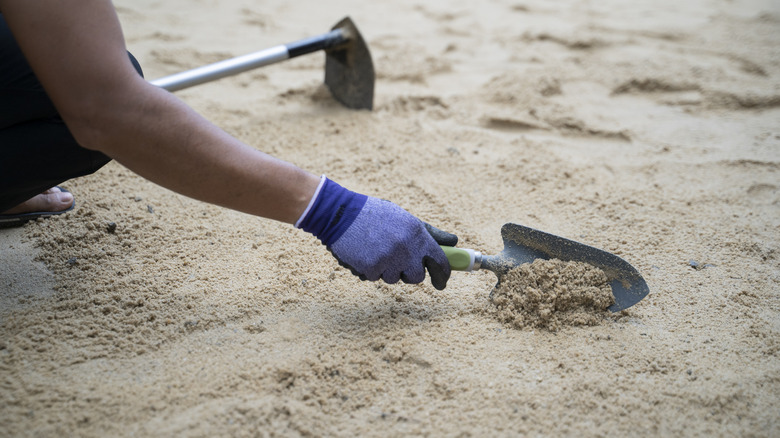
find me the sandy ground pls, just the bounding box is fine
[2,0,779,436]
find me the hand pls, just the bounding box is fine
[297,177,456,290]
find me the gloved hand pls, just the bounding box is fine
[297,176,457,290]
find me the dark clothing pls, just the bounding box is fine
[0,14,143,211]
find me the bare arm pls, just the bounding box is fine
[0,0,319,223]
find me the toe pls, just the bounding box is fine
[45,190,74,211]
[2,188,73,215]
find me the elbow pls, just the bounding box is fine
[59,79,151,154]
[62,106,116,153]
[60,53,147,153]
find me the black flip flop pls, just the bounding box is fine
[0,187,75,229]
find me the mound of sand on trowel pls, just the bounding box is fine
[491,259,614,331]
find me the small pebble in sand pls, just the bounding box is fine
[491,259,614,331]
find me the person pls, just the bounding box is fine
[0,0,456,289]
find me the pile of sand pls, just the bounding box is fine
[492,259,614,331]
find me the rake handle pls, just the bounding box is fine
[150,29,347,92]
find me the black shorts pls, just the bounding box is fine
[0,14,143,211]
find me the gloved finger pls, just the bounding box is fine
[382,269,402,284]
[360,268,382,282]
[424,253,451,291]
[424,222,458,247]
[349,269,373,281]
[399,262,426,285]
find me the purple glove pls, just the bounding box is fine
[297,176,454,290]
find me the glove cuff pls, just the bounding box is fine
[296,176,368,246]
[295,175,327,229]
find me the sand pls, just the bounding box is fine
[1,0,779,436]
[492,259,614,331]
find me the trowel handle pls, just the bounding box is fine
[441,246,482,272]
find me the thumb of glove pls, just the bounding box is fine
[422,222,458,290]
[423,255,449,291]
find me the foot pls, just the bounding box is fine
[2,187,74,215]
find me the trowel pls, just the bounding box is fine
[441,223,649,312]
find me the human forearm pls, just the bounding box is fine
[76,84,320,223]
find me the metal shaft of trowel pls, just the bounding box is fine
[150,28,349,92]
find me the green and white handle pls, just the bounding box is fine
[441,246,482,272]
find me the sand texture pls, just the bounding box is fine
[1,0,779,436]
[492,259,614,331]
